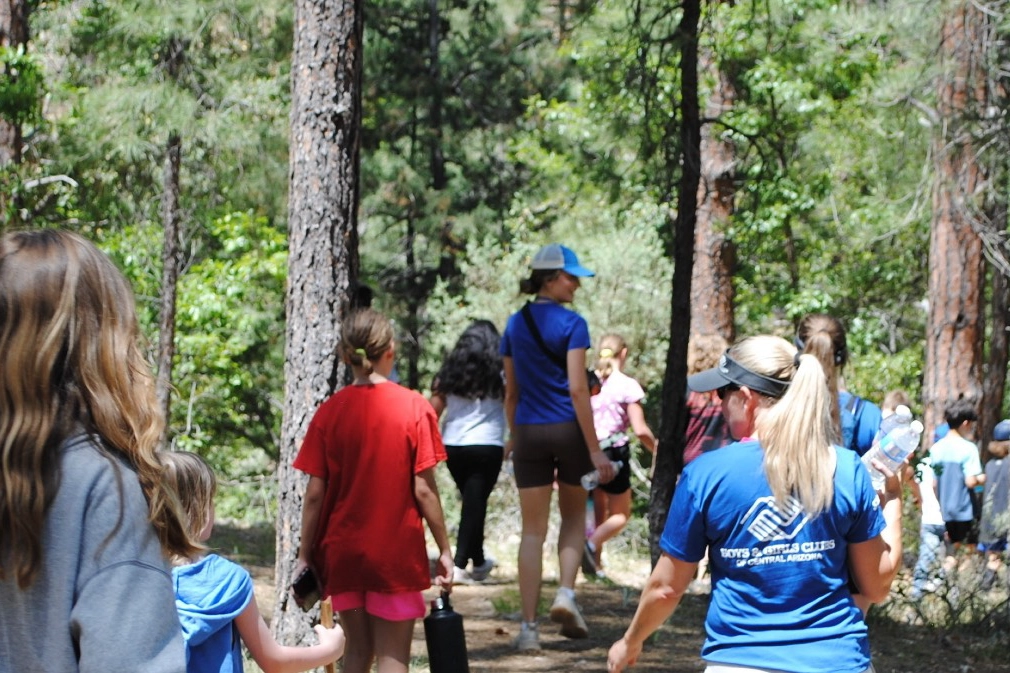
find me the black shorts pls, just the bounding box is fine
[946,520,974,544]
[597,443,632,495]
[512,421,594,488]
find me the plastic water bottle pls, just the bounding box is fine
[861,420,924,491]
[581,461,624,490]
[423,592,470,673]
[871,405,912,447]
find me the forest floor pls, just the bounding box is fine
[215,521,1010,673]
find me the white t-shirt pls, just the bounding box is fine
[917,456,944,526]
[441,394,506,446]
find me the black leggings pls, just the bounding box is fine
[446,444,504,568]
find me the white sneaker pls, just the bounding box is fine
[470,557,495,582]
[514,622,540,651]
[550,592,588,639]
[452,566,473,585]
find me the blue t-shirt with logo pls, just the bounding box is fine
[500,301,590,425]
[662,440,885,673]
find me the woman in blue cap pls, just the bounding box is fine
[607,335,903,673]
[501,243,616,651]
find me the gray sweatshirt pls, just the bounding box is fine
[0,434,186,673]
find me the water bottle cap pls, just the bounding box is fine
[894,405,912,420]
[910,420,924,434]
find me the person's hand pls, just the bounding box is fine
[313,622,346,661]
[591,451,616,484]
[607,636,641,672]
[434,550,454,592]
[870,458,903,505]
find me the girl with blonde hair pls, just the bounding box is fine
[0,229,197,671]
[607,335,903,673]
[295,308,453,673]
[583,333,657,577]
[164,451,345,672]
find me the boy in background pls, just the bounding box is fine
[979,420,1010,590]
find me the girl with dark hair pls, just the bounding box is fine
[502,243,616,651]
[608,336,903,673]
[430,320,507,583]
[0,229,198,672]
[795,314,882,455]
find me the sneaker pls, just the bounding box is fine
[452,566,473,585]
[581,541,598,577]
[981,568,997,591]
[514,622,540,651]
[550,592,589,639]
[470,557,495,582]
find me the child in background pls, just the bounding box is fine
[980,420,1010,590]
[583,334,657,577]
[429,319,506,584]
[164,451,345,673]
[295,308,454,673]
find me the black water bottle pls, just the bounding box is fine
[423,591,470,673]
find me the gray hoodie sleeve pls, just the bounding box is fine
[0,436,186,673]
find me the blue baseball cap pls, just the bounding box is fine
[530,243,595,277]
[994,419,1010,442]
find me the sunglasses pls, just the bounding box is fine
[717,384,740,400]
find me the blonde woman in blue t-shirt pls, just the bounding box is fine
[607,336,903,673]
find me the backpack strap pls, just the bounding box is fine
[844,393,863,451]
[520,302,567,370]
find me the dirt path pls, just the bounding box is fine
[218,523,1010,673]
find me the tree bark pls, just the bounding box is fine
[0,0,29,167]
[274,0,362,644]
[923,0,986,439]
[691,49,736,343]
[155,132,182,446]
[648,0,700,566]
[982,249,1008,459]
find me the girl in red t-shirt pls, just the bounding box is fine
[294,308,454,673]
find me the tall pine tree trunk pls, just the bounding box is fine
[156,132,182,446]
[274,0,362,644]
[0,0,28,167]
[649,0,701,565]
[923,0,987,438]
[691,49,736,343]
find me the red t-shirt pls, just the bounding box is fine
[293,381,446,595]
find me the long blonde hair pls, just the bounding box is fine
[160,451,215,556]
[733,336,836,516]
[0,230,199,587]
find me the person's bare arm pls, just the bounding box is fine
[627,401,657,453]
[296,476,326,568]
[848,462,903,603]
[607,554,697,671]
[429,392,446,416]
[236,592,345,673]
[416,466,454,589]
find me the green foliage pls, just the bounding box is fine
[0,46,44,126]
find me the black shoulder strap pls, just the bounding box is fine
[520,302,567,370]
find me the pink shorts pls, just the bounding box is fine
[329,590,426,621]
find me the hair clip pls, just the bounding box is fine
[793,352,802,368]
[355,348,368,360]
[599,348,615,359]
